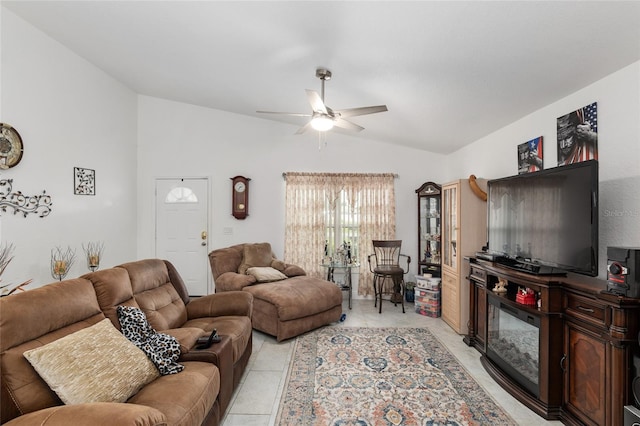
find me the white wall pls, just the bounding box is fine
[3,5,637,290]
[0,9,138,287]
[446,61,640,279]
[136,96,447,286]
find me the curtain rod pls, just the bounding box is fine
[282,172,399,179]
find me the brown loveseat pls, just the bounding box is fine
[209,243,343,342]
[0,259,253,426]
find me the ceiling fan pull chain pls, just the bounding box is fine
[317,131,328,150]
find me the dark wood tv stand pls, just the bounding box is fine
[465,258,640,426]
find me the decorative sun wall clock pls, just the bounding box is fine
[0,123,24,170]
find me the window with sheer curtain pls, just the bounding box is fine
[283,172,396,296]
[324,190,359,262]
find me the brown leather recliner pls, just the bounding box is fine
[1,278,220,426]
[1,259,253,425]
[83,259,253,414]
[209,243,343,342]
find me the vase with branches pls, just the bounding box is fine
[0,243,32,296]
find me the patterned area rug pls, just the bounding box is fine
[276,327,516,425]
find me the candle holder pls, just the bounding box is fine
[83,242,104,272]
[50,246,76,281]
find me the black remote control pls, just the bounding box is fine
[196,330,221,349]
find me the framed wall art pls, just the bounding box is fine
[74,167,95,195]
[518,136,543,174]
[557,102,598,166]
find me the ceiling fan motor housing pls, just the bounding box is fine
[316,68,332,80]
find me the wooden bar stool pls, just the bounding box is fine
[367,240,411,313]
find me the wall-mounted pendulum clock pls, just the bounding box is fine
[231,176,250,219]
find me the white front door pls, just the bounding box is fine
[155,178,209,296]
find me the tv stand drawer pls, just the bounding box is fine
[469,264,486,283]
[564,293,607,328]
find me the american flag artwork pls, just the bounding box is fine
[580,102,598,133]
[518,136,543,174]
[557,102,598,166]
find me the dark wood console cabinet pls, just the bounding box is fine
[465,259,640,426]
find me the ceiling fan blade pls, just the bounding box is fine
[335,105,388,118]
[256,110,311,117]
[305,90,328,114]
[295,121,313,135]
[334,118,364,132]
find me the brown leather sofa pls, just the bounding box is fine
[209,243,343,342]
[0,259,253,426]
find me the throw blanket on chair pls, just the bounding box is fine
[116,306,184,375]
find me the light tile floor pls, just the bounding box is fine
[221,298,563,426]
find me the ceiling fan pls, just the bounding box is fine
[257,68,388,135]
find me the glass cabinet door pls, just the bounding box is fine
[416,182,441,276]
[442,183,458,270]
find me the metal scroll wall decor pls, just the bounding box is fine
[0,179,52,218]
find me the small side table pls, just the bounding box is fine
[321,263,357,309]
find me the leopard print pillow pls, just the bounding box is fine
[116,305,184,376]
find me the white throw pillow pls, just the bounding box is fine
[246,266,288,283]
[23,318,159,405]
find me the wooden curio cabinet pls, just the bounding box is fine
[416,182,441,277]
[441,179,486,334]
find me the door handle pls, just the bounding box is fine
[201,231,207,240]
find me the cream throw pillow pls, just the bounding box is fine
[23,318,159,405]
[246,266,288,283]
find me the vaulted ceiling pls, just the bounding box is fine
[4,1,640,153]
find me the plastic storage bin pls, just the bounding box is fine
[415,287,441,317]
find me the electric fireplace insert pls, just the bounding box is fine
[486,294,540,397]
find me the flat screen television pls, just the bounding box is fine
[486,160,598,276]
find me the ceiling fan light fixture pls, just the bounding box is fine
[257,68,387,136]
[310,114,334,132]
